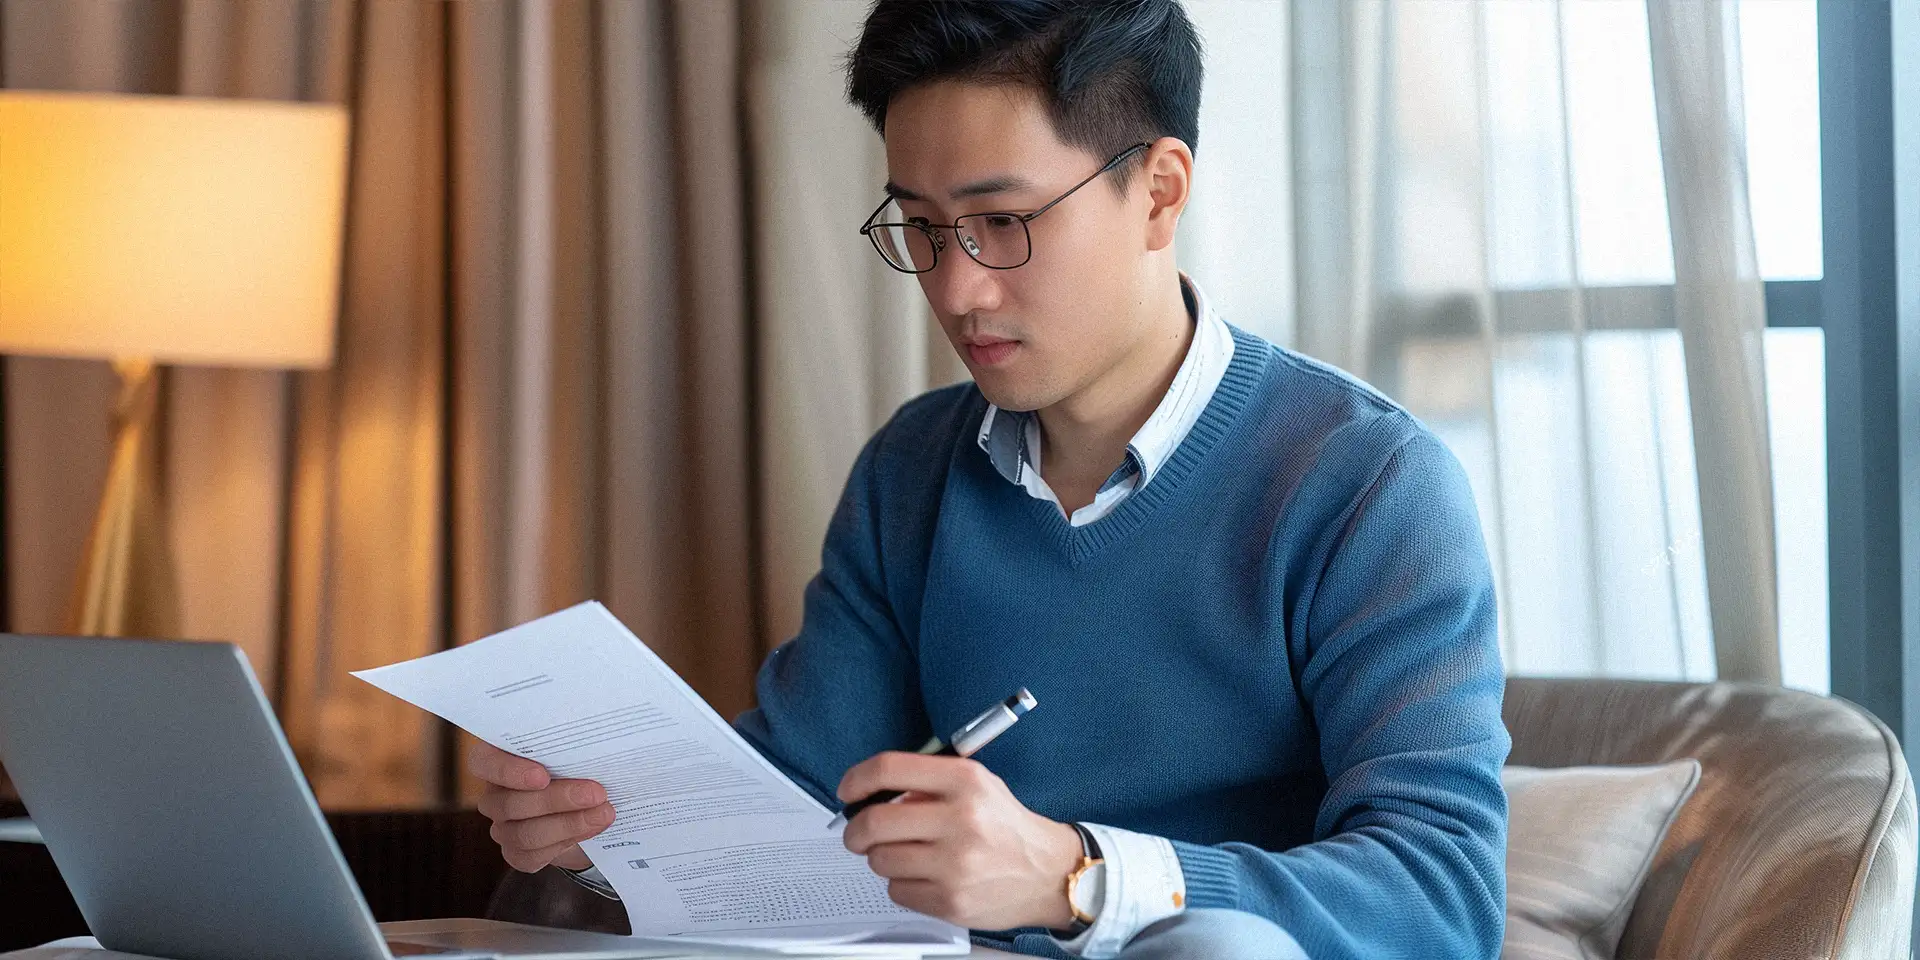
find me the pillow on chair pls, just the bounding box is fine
[1501,760,1702,960]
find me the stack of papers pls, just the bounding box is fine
[353,602,969,958]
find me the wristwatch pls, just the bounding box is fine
[1063,822,1106,934]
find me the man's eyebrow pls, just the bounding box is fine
[884,173,1038,203]
[950,173,1035,199]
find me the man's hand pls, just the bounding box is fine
[838,751,1082,931]
[468,740,615,873]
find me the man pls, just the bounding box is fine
[469,2,1510,957]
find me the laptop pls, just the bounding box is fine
[0,632,735,960]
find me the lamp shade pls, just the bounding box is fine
[0,91,348,368]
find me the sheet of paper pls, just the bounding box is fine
[352,602,967,956]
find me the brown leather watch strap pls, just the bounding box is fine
[1071,821,1104,860]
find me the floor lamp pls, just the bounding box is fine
[0,91,348,638]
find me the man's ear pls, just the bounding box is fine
[1141,138,1193,253]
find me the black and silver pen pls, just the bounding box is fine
[827,687,1038,828]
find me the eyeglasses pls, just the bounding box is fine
[858,142,1152,274]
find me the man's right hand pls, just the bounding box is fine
[468,740,615,873]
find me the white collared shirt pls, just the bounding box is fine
[975,272,1235,529]
[978,273,1233,957]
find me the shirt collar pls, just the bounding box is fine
[975,272,1236,493]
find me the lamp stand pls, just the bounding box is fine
[67,357,179,637]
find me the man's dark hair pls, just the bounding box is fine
[845,0,1203,191]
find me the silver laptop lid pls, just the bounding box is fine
[0,633,390,960]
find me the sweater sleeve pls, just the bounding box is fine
[732,413,936,810]
[1169,426,1511,960]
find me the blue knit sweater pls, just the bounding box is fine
[736,326,1511,960]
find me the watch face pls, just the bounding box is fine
[1070,861,1108,919]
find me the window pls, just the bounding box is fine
[1181,0,1829,690]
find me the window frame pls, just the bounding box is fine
[1819,0,1919,785]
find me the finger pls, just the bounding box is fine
[466,741,550,791]
[862,841,944,881]
[502,835,589,874]
[836,752,985,805]
[492,805,612,855]
[842,799,951,854]
[493,803,615,853]
[550,844,592,872]
[474,785,512,823]
[477,779,607,823]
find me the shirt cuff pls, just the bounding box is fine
[1051,823,1187,959]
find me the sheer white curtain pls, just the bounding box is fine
[1182,0,1786,684]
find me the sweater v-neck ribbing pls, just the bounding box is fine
[1010,326,1274,564]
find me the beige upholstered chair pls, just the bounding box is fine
[490,677,1920,959]
[1506,677,1916,960]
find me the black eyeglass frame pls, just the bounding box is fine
[857,141,1153,274]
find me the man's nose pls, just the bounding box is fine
[921,233,1002,318]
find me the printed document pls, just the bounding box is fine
[353,601,968,956]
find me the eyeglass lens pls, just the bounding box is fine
[869,203,1032,272]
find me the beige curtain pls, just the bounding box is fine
[1,0,929,807]
[744,0,965,641]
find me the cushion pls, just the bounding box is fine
[1501,760,1702,959]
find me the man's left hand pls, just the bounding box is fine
[837,751,1083,931]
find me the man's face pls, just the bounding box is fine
[881,82,1156,413]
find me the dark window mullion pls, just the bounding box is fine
[1764,279,1823,328]
[1819,0,1913,773]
